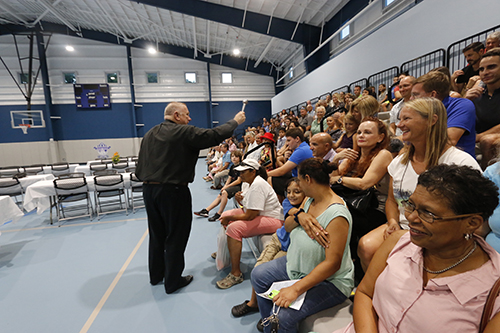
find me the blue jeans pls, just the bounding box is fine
[251,256,347,333]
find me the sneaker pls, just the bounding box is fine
[208,213,221,222]
[256,318,264,332]
[216,272,244,289]
[194,209,209,217]
[231,300,259,317]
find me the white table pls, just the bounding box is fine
[23,173,134,215]
[0,195,24,225]
[19,174,55,189]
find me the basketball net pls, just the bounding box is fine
[19,124,30,134]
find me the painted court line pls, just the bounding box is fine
[1,217,146,233]
[79,228,149,333]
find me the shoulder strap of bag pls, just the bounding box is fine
[479,276,500,332]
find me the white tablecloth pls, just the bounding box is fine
[20,174,55,189]
[0,195,24,224]
[23,173,134,214]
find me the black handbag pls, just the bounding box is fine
[331,183,378,212]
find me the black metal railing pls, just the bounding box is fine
[400,49,446,78]
[367,66,399,93]
[297,101,307,110]
[349,78,369,94]
[319,92,330,100]
[331,85,350,95]
[447,24,500,73]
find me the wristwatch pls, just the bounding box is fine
[337,176,343,184]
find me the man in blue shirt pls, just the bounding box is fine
[267,128,313,201]
[412,71,476,158]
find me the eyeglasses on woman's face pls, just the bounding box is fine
[402,199,478,224]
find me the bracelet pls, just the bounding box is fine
[294,208,304,224]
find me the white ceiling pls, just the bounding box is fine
[0,0,348,70]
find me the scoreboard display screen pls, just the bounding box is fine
[74,84,111,109]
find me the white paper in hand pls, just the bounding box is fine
[256,280,306,310]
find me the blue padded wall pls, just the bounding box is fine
[0,100,271,143]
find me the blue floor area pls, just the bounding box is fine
[0,158,265,332]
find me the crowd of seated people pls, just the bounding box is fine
[193,34,500,332]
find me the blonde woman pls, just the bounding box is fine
[357,97,480,271]
[349,95,379,123]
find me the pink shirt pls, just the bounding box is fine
[334,233,500,333]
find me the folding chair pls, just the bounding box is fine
[51,163,70,177]
[53,176,93,223]
[93,174,128,220]
[93,169,118,176]
[0,176,24,209]
[0,167,21,177]
[111,161,129,172]
[24,164,45,175]
[89,163,108,172]
[129,172,144,213]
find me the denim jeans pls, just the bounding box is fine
[251,256,347,333]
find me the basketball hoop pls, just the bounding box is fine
[19,124,30,134]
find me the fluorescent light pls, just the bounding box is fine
[65,45,74,52]
[233,48,240,55]
[148,47,157,54]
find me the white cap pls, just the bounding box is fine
[234,158,260,171]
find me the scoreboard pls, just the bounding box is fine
[74,83,111,109]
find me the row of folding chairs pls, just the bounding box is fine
[0,163,72,177]
[53,172,143,224]
[88,161,132,172]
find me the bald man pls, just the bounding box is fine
[310,133,336,161]
[136,102,245,294]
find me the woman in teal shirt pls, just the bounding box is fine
[251,158,354,332]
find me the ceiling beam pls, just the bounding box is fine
[94,0,129,41]
[0,22,275,77]
[254,38,274,68]
[37,0,79,33]
[134,0,320,45]
[192,17,197,58]
[0,0,30,25]
[32,0,63,26]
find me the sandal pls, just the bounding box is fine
[216,272,244,289]
[211,252,217,259]
[232,300,259,317]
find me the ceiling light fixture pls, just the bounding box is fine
[233,48,240,55]
[148,47,157,54]
[65,45,74,52]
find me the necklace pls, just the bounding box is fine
[423,241,477,274]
